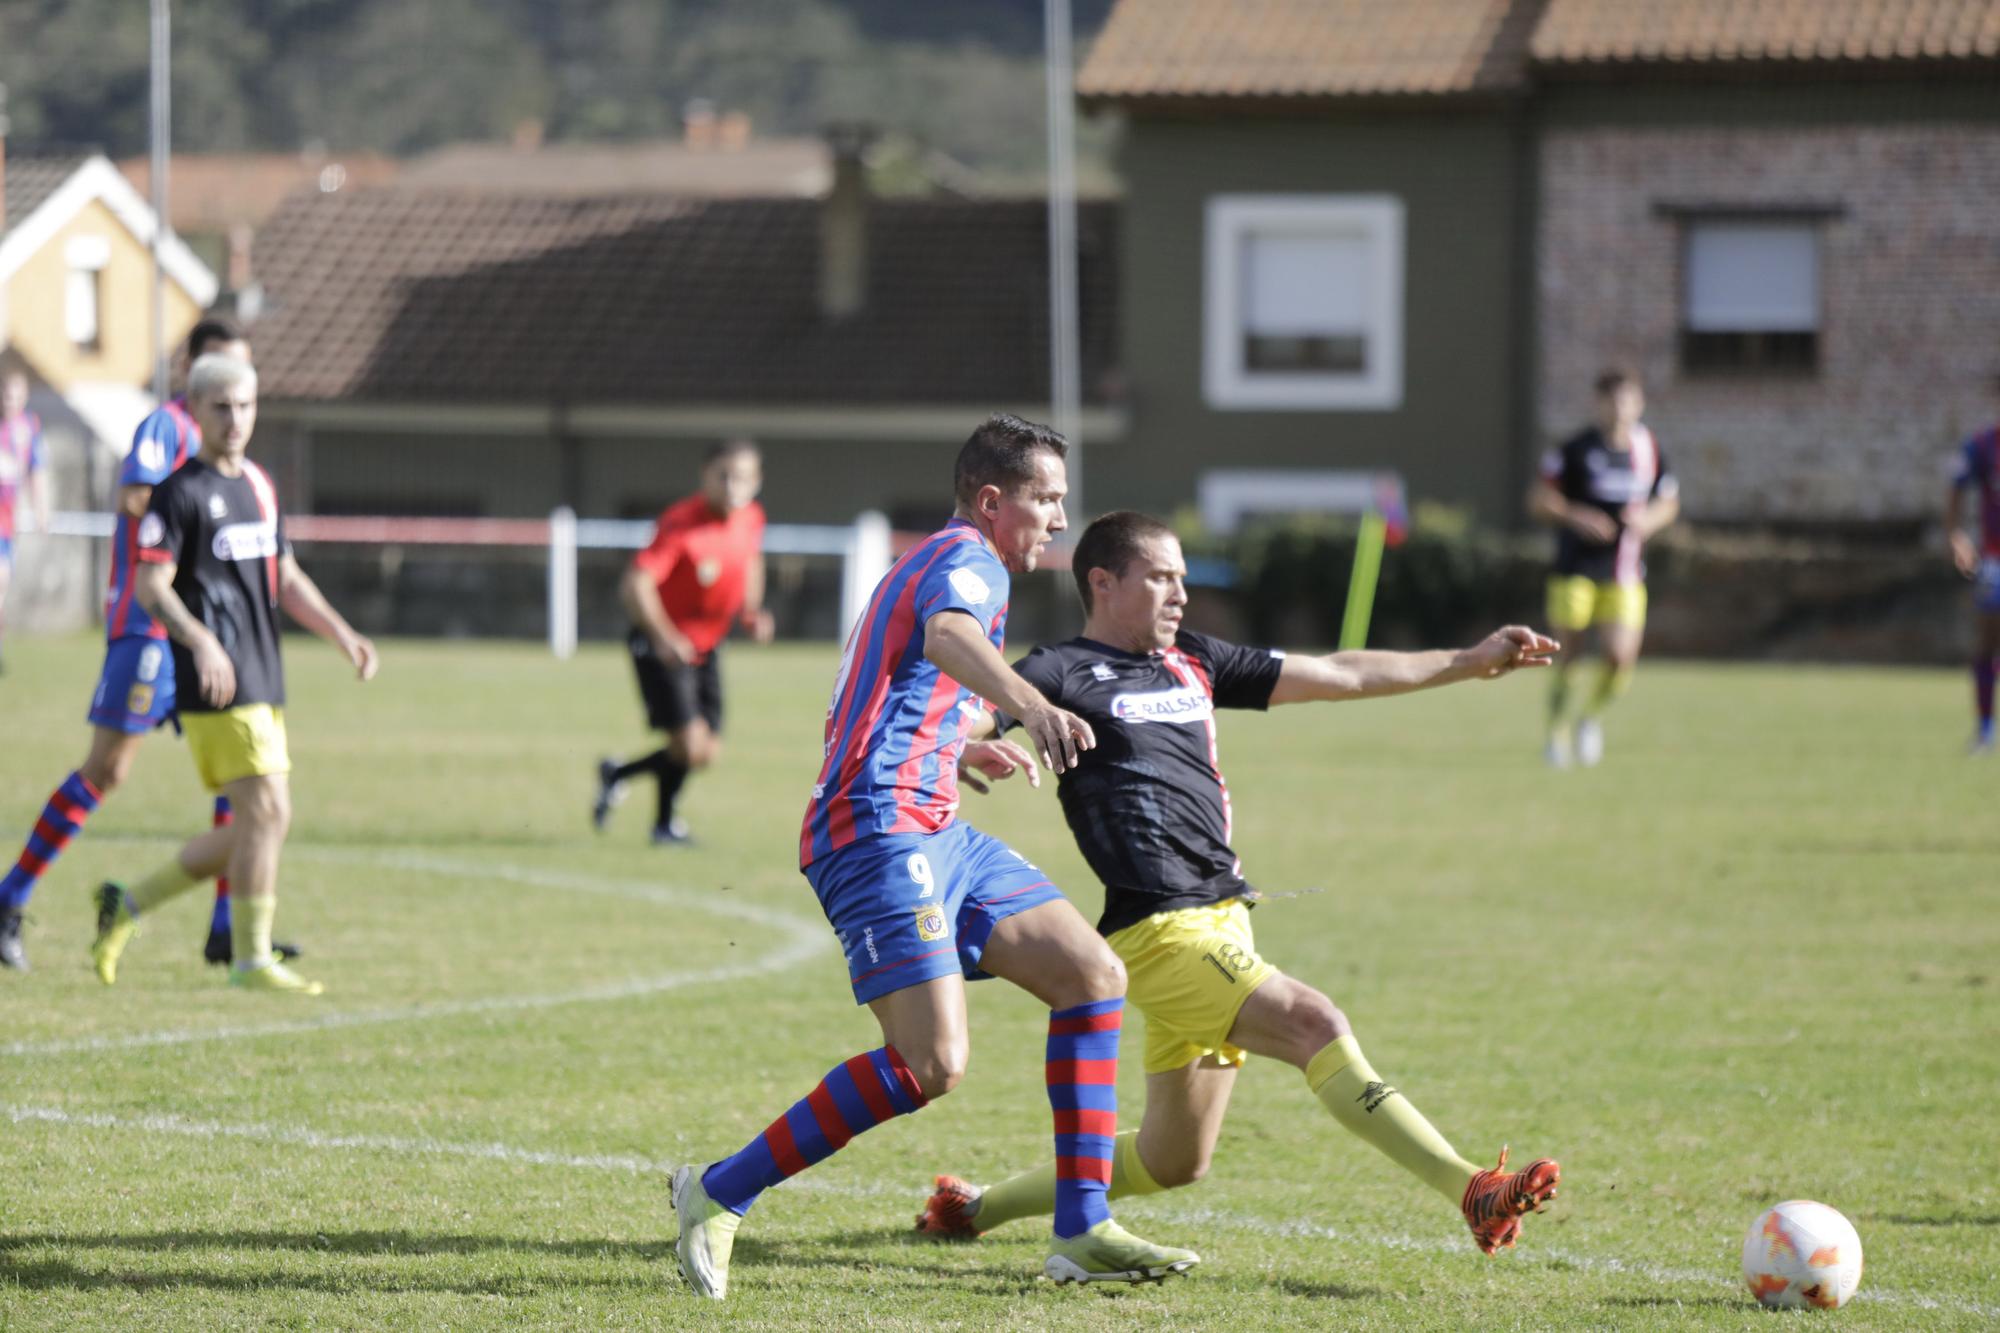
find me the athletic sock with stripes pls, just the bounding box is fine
[0,772,102,910]
[1048,997,1122,1238]
[701,1046,927,1215]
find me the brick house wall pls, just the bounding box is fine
[1538,120,2000,525]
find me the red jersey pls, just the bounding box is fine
[631,494,765,661]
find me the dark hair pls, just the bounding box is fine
[1072,510,1177,613]
[704,437,760,466]
[1594,364,1641,398]
[187,315,246,360]
[953,413,1068,508]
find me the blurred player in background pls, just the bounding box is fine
[1529,366,1679,767]
[670,415,1198,1300]
[593,439,773,845]
[1945,375,2000,752]
[919,510,1563,1259]
[0,320,294,972]
[90,353,377,993]
[0,362,51,680]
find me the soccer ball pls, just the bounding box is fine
[1741,1200,1864,1310]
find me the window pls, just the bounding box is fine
[65,235,110,352]
[1680,221,1819,375]
[1205,195,1404,410]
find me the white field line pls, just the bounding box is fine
[5,1103,1993,1320]
[1,848,833,1059]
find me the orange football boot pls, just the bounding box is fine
[914,1174,982,1238]
[1461,1147,1561,1254]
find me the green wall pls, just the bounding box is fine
[1102,109,1530,527]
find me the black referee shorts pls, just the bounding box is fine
[626,629,724,734]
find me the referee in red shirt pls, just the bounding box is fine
[595,439,774,844]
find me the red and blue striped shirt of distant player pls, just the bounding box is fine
[799,518,1009,868]
[105,396,200,640]
[1954,425,2000,557]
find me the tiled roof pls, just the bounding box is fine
[1075,0,1536,100]
[117,152,402,234]
[2,158,87,237]
[1532,0,2000,68]
[248,187,1117,407]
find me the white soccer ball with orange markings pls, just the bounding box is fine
[1741,1200,1864,1310]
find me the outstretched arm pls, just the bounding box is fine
[923,610,1094,772]
[1268,626,1559,706]
[279,553,379,681]
[135,560,236,706]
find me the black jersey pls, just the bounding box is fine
[1540,425,1677,583]
[136,457,290,712]
[1005,629,1286,935]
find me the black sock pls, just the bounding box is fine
[612,748,669,785]
[655,756,690,828]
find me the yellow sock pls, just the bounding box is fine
[1306,1035,1480,1204]
[127,858,200,914]
[971,1130,1164,1231]
[232,893,276,970]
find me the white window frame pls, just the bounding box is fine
[1204,194,1404,411]
[65,234,111,351]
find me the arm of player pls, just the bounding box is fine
[619,564,697,665]
[956,708,1040,795]
[118,484,153,521]
[1626,490,1680,541]
[923,610,1094,772]
[740,554,776,643]
[278,553,379,681]
[134,560,237,707]
[1268,626,1560,706]
[1526,477,1618,543]
[1947,482,1978,577]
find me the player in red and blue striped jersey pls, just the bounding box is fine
[0,319,294,972]
[670,414,1199,1299]
[1947,378,2000,752]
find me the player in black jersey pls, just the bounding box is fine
[90,353,378,994]
[1529,366,1679,767]
[916,510,1564,1259]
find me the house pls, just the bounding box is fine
[1,153,220,629]
[244,150,1122,531]
[1077,0,2000,529]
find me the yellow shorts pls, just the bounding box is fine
[1545,575,1646,631]
[181,704,291,792]
[1105,899,1279,1075]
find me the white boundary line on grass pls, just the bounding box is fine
[4,1102,1992,1321]
[0,848,835,1059]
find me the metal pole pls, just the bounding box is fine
[1043,0,1083,523]
[149,0,170,402]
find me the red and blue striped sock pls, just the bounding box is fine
[207,797,235,932]
[0,772,103,911]
[1048,996,1123,1238]
[700,1045,927,1216]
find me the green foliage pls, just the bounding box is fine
[1,635,1996,1328]
[0,0,1114,183]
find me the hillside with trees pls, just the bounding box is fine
[0,0,1117,187]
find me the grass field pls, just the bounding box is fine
[1,631,1996,1329]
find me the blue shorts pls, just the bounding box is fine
[1978,558,2000,613]
[87,637,178,734]
[805,821,1067,1005]
[0,535,12,564]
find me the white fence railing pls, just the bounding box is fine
[43,508,895,659]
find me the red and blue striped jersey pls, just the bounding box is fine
[105,397,199,640]
[0,411,45,541]
[1953,426,2000,556]
[800,519,1009,867]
